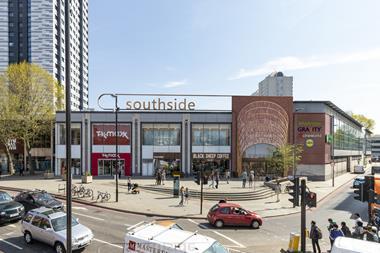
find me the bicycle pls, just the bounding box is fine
[96,191,111,202]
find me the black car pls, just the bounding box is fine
[14,190,63,213]
[0,191,25,225]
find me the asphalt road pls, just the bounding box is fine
[0,177,368,253]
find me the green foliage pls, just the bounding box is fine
[350,113,375,131]
[266,144,304,177]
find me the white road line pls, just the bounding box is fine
[72,212,104,221]
[93,238,123,249]
[212,230,246,248]
[5,232,13,236]
[7,224,16,228]
[72,206,88,210]
[0,238,23,250]
[127,221,145,230]
[186,219,245,248]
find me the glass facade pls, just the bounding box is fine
[192,124,231,146]
[58,123,81,145]
[142,123,181,146]
[333,117,362,151]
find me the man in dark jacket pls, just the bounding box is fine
[310,221,321,253]
[341,222,352,237]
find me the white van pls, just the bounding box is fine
[331,237,380,253]
[124,222,229,253]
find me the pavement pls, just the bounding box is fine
[0,168,365,219]
[0,171,369,253]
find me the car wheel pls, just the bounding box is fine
[251,220,260,229]
[24,231,33,244]
[54,242,66,253]
[214,220,224,228]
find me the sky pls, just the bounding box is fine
[89,0,380,133]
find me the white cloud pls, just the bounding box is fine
[229,48,380,80]
[146,79,188,88]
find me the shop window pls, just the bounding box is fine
[142,123,180,146]
[192,124,231,146]
[58,123,81,145]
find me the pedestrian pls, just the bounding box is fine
[248,170,254,188]
[118,168,122,179]
[352,221,365,239]
[327,218,336,247]
[179,186,185,206]
[127,177,132,192]
[365,226,379,242]
[225,169,230,184]
[209,170,215,188]
[310,221,322,253]
[161,169,166,185]
[215,170,220,189]
[329,224,344,249]
[241,169,248,188]
[184,187,189,204]
[275,181,281,202]
[341,222,352,237]
[353,213,363,228]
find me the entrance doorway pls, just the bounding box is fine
[98,159,125,176]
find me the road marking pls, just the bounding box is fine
[93,238,123,249]
[127,221,145,230]
[0,238,23,250]
[72,206,88,210]
[5,232,13,236]
[73,212,104,221]
[7,224,16,228]
[187,219,245,248]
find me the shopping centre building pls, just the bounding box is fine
[54,95,372,181]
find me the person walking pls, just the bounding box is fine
[327,218,336,248]
[179,186,185,206]
[209,170,215,188]
[248,170,254,188]
[241,170,248,188]
[161,169,166,185]
[341,222,352,237]
[310,221,322,253]
[184,187,189,204]
[225,169,231,184]
[127,177,132,192]
[275,181,281,202]
[215,170,220,189]
[329,224,344,250]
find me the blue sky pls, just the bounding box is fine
[89,0,380,133]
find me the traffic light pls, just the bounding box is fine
[354,183,364,202]
[363,176,375,202]
[306,192,317,208]
[288,177,300,207]
[194,171,200,185]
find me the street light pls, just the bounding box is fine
[110,94,120,202]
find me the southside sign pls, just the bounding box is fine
[126,98,196,111]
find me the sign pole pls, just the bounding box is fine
[115,95,119,202]
[300,179,306,253]
[64,0,72,252]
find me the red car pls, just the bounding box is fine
[207,203,263,229]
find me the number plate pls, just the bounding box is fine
[10,213,18,217]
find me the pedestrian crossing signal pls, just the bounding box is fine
[306,192,317,208]
[288,177,300,207]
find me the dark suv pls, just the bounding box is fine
[0,191,25,225]
[14,190,63,213]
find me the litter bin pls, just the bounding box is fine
[173,175,180,197]
[288,232,300,252]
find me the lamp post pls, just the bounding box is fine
[64,0,72,252]
[111,95,119,202]
[331,115,335,187]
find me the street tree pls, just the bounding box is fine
[350,113,375,131]
[0,62,63,175]
[267,144,303,177]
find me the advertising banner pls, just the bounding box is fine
[92,123,131,145]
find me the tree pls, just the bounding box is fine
[0,62,63,175]
[267,144,303,177]
[349,113,375,131]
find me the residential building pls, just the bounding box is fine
[253,71,293,96]
[0,0,89,110]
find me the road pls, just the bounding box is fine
[0,177,368,253]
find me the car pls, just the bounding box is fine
[14,190,63,213]
[0,191,25,225]
[21,207,93,253]
[207,202,263,229]
[353,176,365,188]
[353,165,365,174]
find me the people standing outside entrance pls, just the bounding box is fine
[179,186,185,206]
[341,222,351,237]
[248,170,254,188]
[225,169,230,184]
[215,170,220,189]
[241,170,248,188]
[310,221,322,253]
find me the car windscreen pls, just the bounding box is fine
[34,192,54,202]
[203,242,229,253]
[210,204,219,213]
[0,192,12,203]
[51,216,79,232]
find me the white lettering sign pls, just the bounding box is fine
[96,130,129,140]
[126,98,196,111]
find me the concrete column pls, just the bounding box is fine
[132,114,140,176]
[182,114,191,175]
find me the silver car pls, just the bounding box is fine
[21,207,93,253]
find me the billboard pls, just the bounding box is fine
[92,123,131,145]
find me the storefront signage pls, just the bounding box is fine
[126,98,196,111]
[92,124,131,145]
[297,121,323,138]
[306,139,314,148]
[192,153,230,159]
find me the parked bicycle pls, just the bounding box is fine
[72,184,93,199]
[96,191,111,202]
